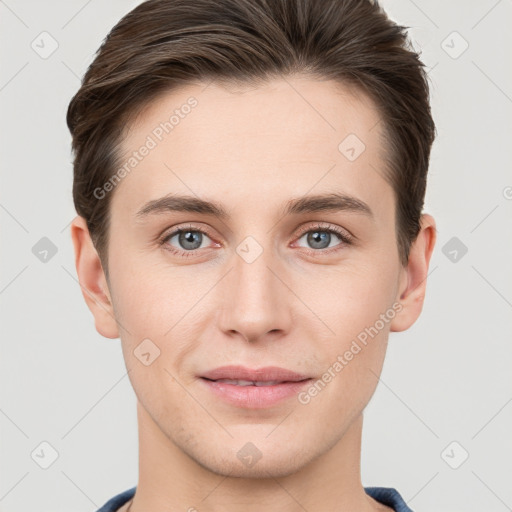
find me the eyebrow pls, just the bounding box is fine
[135,192,374,220]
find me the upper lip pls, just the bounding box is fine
[200,365,311,382]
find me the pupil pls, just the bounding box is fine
[308,231,330,249]
[180,231,201,250]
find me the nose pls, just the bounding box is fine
[218,241,293,343]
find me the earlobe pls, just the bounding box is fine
[70,215,120,339]
[390,213,437,333]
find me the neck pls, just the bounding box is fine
[130,401,381,512]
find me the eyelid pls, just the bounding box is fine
[159,223,217,245]
[293,222,354,244]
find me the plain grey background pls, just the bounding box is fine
[1,1,511,511]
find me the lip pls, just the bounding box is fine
[199,365,313,409]
[200,365,310,382]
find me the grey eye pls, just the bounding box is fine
[167,230,210,251]
[297,230,342,250]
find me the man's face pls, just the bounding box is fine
[105,76,405,477]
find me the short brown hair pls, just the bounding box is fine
[67,0,436,274]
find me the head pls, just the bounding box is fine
[68,0,436,478]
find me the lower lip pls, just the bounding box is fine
[199,378,313,409]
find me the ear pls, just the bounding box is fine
[70,215,119,339]
[390,213,437,332]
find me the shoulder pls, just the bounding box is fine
[364,486,414,512]
[95,487,136,512]
[95,485,411,512]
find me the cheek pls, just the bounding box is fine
[110,261,210,388]
[301,261,398,398]
[297,271,394,417]
[308,261,398,334]
[109,253,191,333]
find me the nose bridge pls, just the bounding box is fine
[219,235,291,340]
[235,241,275,301]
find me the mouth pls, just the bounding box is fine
[199,365,311,383]
[201,377,311,386]
[198,366,313,409]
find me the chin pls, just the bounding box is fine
[203,455,306,479]
[187,439,316,480]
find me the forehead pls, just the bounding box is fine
[112,75,393,222]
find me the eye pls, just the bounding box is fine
[159,222,353,258]
[160,224,215,257]
[294,223,353,253]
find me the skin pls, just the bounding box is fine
[71,75,436,512]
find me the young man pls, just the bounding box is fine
[67,0,436,510]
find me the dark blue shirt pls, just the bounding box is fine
[96,486,414,511]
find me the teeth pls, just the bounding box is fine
[216,379,254,386]
[214,379,282,386]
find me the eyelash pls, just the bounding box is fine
[158,222,353,258]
